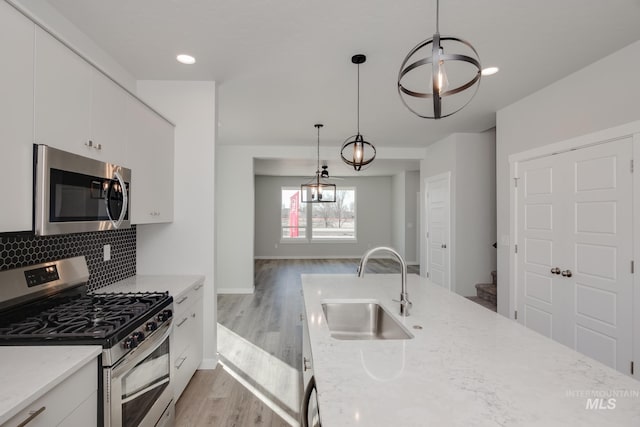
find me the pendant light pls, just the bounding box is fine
[341,54,376,171]
[397,0,481,119]
[301,124,336,203]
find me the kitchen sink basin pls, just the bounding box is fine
[321,301,414,340]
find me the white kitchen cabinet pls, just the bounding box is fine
[34,27,92,158]
[0,2,34,233]
[89,71,128,166]
[34,28,129,165]
[171,279,204,401]
[126,96,175,224]
[5,358,97,427]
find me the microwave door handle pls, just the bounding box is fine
[105,171,128,228]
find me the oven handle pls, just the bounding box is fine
[105,170,128,229]
[112,320,172,380]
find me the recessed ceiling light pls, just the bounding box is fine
[481,66,499,76]
[176,54,196,65]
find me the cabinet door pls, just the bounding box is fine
[90,71,128,165]
[126,97,174,224]
[0,2,34,233]
[34,27,92,157]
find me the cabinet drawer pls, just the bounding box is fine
[173,281,204,319]
[6,359,97,427]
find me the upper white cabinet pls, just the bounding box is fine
[126,96,175,224]
[89,71,129,166]
[0,2,35,233]
[34,28,128,165]
[34,27,93,157]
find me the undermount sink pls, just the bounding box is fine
[321,301,414,340]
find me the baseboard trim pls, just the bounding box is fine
[217,287,255,295]
[198,358,218,370]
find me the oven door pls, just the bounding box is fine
[106,323,174,427]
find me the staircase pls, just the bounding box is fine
[467,271,497,311]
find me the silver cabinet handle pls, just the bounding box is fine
[561,269,573,277]
[191,312,196,318]
[303,357,312,372]
[175,356,187,369]
[441,244,447,249]
[176,317,188,327]
[194,283,203,290]
[176,296,188,305]
[551,267,561,275]
[16,406,46,427]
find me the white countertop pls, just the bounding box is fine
[0,345,101,425]
[95,275,204,298]
[302,274,640,426]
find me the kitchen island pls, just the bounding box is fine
[302,274,640,426]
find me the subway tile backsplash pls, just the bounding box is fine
[0,227,136,291]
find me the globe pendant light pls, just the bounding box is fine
[301,124,336,203]
[397,0,481,119]
[341,54,376,171]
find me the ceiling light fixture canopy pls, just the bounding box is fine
[176,54,196,65]
[301,124,336,203]
[341,54,376,171]
[397,0,481,119]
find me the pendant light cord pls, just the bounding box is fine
[356,63,360,134]
[436,0,440,34]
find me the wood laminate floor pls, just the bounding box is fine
[175,365,290,427]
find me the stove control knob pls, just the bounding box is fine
[146,321,158,332]
[123,337,137,349]
[132,331,145,342]
[157,309,173,322]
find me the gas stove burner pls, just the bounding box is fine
[0,291,172,344]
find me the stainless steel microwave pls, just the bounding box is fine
[34,144,131,236]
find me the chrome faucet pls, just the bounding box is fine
[357,246,412,316]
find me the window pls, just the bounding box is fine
[281,187,356,242]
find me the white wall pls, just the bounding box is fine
[391,172,406,259]
[454,131,496,296]
[136,80,217,369]
[420,132,496,297]
[404,171,419,264]
[255,175,392,258]
[496,40,640,317]
[8,0,136,91]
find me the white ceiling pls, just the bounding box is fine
[44,0,640,158]
[254,158,420,177]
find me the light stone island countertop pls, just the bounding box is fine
[302,274,640,427]
[0,345,101,425]
[96,275,204,298]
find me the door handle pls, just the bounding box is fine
[561,269,573,278]
[550,267,561,275]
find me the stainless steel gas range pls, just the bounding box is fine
[0,256,174,427]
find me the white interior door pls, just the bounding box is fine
[425,173,451,290]
[516,137,633,374]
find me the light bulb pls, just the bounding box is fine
[354,142,363,163]
[434,47,449,96]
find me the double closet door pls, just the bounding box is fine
[516,137,633,374]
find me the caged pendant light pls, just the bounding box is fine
[397,0,481,119]
[301,124,336,203]
[341,54,376,171]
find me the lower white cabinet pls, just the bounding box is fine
[171,279,204,401]
[6,358,97,427]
